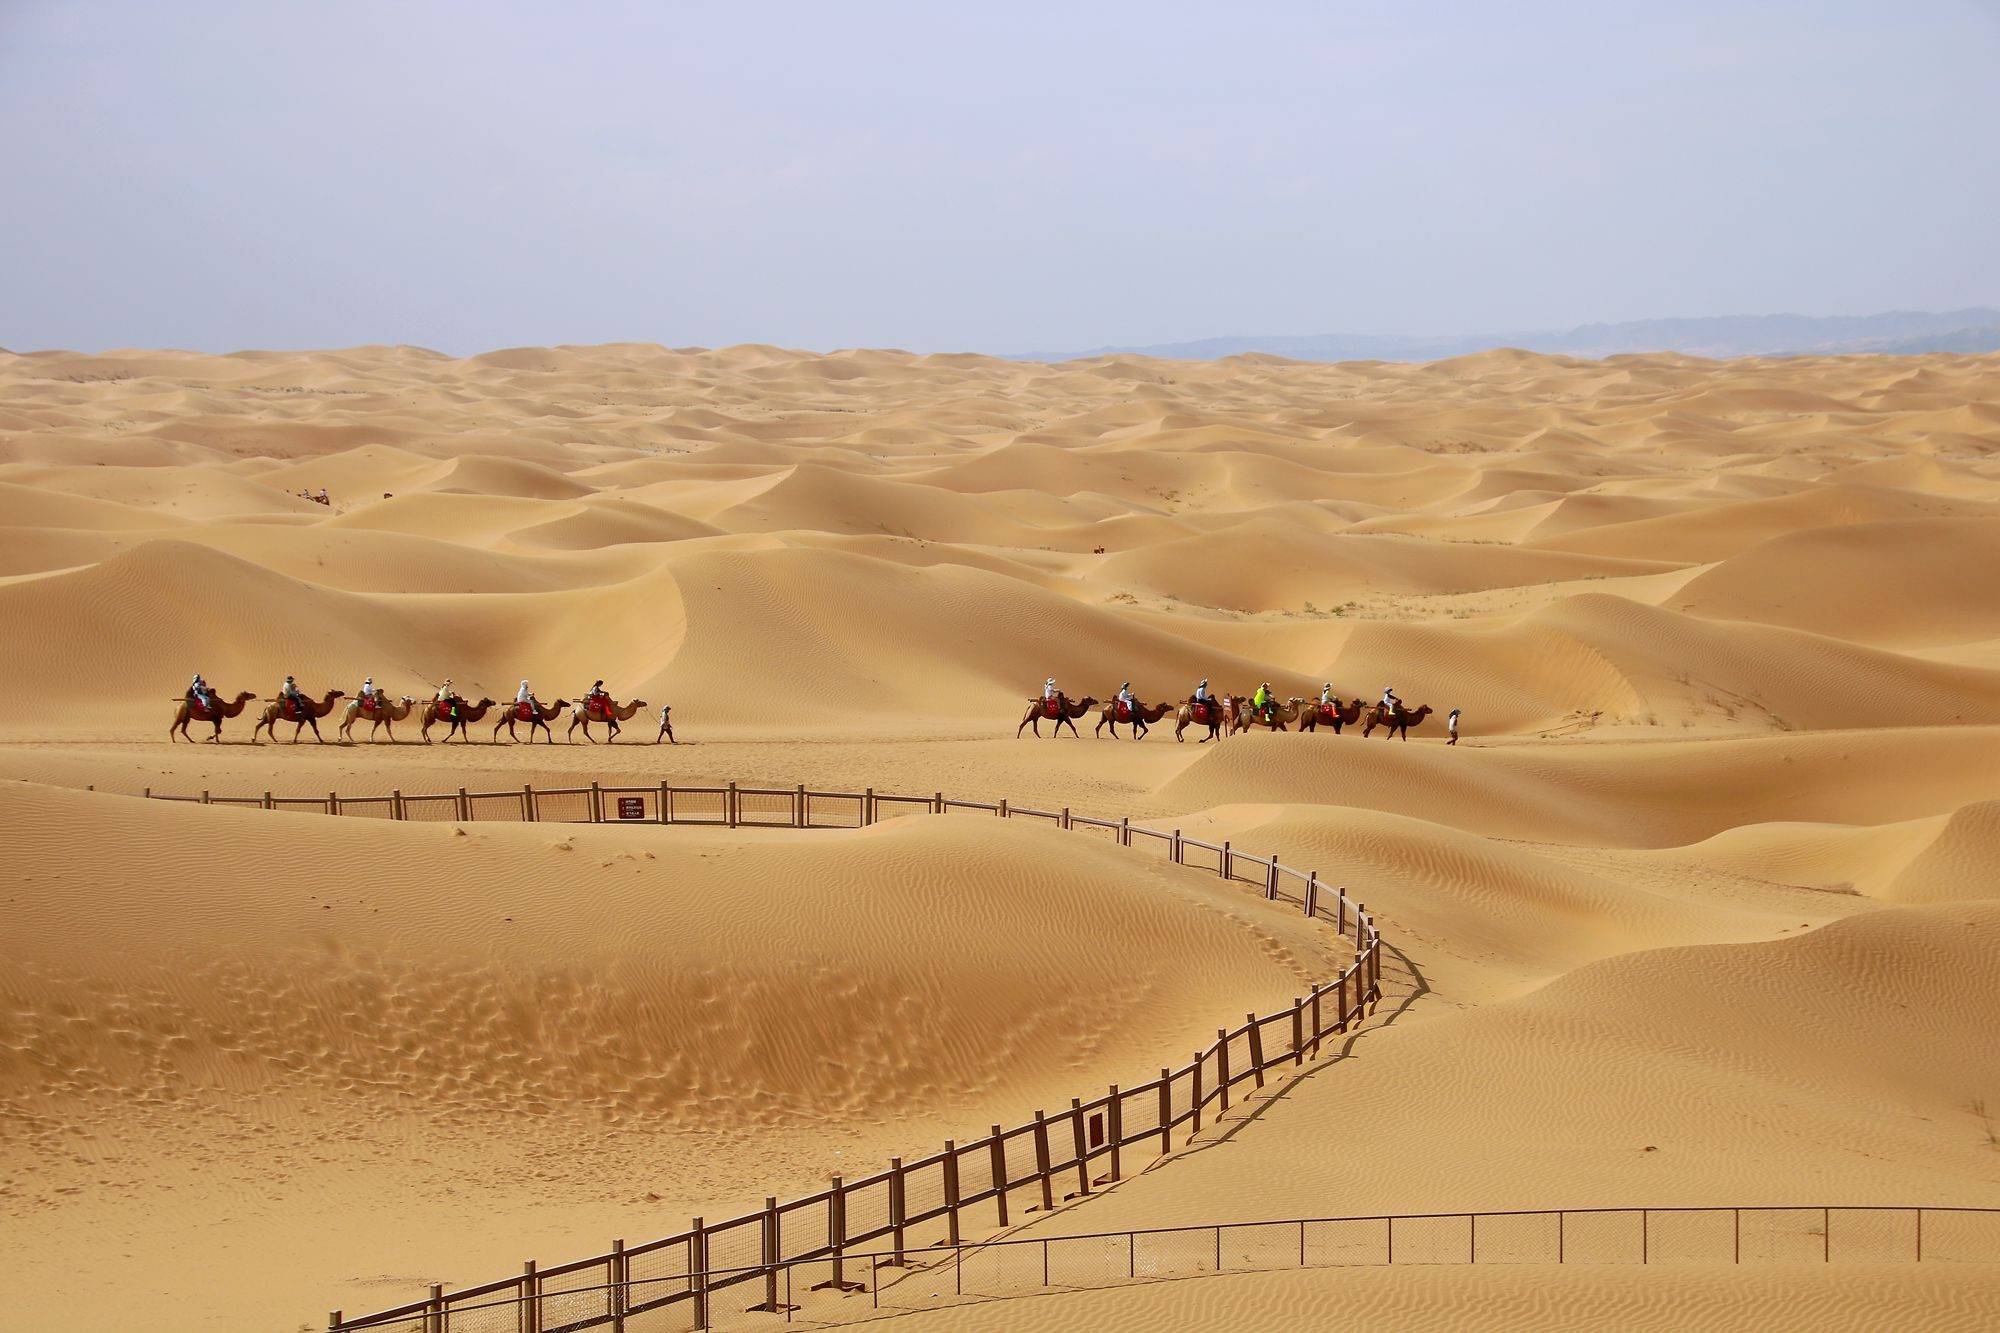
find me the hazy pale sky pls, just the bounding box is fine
[4,1,1997,354]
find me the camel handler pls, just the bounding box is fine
[1448,708,1461,745]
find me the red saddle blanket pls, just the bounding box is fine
[1190,702,1212,725]
[187,698,218,722]
[1041,698,1062,718]
[585,699,613,721]
[281,697,310,720]
[1114,701,1132,721]
[515,701,536,721]
[1316,704,1339,724]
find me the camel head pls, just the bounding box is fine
[631,698,648,708]
[399,695,416,703]
[1079,696,1100,708]
[551,699,573,712]
[474,697,495,707]
[235,692,258,703]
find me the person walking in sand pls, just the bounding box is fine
[1447,707,1461,745]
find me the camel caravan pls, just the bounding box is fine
[1023,678,1457,744]
[172,674,677,746]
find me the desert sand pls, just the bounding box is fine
[1,343,1998,1331]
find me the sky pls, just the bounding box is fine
[3,1,1997,355]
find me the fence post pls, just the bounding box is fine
[1032,1113,1054,1212]
[144,787,152,800]
[1172,829,1183,864]
[201,789,211,804]
[761,1196,780,1311]
[934,790,944,815]
[1310,984,1324,1052]
[1216,1030,1232,1111]
[689,1218,708,1329]
[997,797,1007,819]
[1356,901,1366,951]
[1305,872,1318,918]
[456,786,470,821]
[1069,1097,1090,1197]
[1291,999,1304,1067]
[1338,967,1350,1031]
[1061,805,1071,830]
[796,783,806,827]
[523,784,536,821]
[1191,1054,1204,1134]
[1120,816,1130,847]
[263,790,273,811]
[943,1140,962,1246]
[427,1284,444,1333]
[1336,881,1345,934]
[864,787,875,825]
[609,1241,627,1332]
[1107,1084,1122,1182]
[658,780,671,824]
[328,1313,340,1331]
[519,1260,540,1333]
[329,789,340,815]
[1246,1014,1266,1087]
[392,789,405,819]
[989,1126,1009,1227]
[1221,840,1231,878]
[888,1158,907,1265]
[590,780,603,823]
[1265,861,1277,900]
[727,781,738,828]
[1158,1070,1173,1153]
[826,1177,847,1290]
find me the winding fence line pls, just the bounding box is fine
[139,780,1383,1333]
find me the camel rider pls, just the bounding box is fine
[280,674,305,714]
[1381,685,1400,713]
[188,673,215,713]
[1043,677,1058,702]
[585,680,611,717]
[1116,681,1136,718]
[516,680,536,716]
[1192,678,1211,706]
[1320,683,1335,706]
[1253,681,1275,721]
[359,676,380,714]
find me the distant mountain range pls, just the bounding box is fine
[1021,308,2000,363]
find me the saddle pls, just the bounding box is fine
[281,696,308,721]
[515,700,537,721]
[586,698,613,722]
[187,697,217,722]
[1316,703,1338,724]
[359,695,382,717]
[1190,701,1212,725]
[1114,700,1133,722]
[436,698,461,722]
[1041,697,1062,719]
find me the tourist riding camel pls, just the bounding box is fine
[1252,681,1278,725]
[1096,693,1171,739]
[496,693,570,743]
[171,683,255,743]
[1363,699,1433,740]
[1017,685,1097,737]
[252,683,346,744]
[340,693,417,743]
[568,686,649,743]
[422,695,493,743]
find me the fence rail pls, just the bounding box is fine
[140,779,1382,1333]
[323,1205,2000,1331]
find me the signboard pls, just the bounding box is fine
[616,796,646,820]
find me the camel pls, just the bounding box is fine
[422,697,495,744]
[1094,699,1172,739]
[251,689,347,744]
[567,697,648,744]
[1233,696,1306,733]
[169,690,256,743]
[339,694,417,743]
[495,697,571,744]
[656,704,676,745]
[1363,702,1434,740]
[1016,695,1100,738]
[1298,698,1366,735]
[1173,695,1234,744]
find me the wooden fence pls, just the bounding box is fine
[137,780,1382,1333]
[318,1205,2000,1331]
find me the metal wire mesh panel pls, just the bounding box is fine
[469,791,528,822]
[804,792,864,827]
[399,794,459,821]
[1226,1029,1256,1089]
[1046,1234,1128,1288]
[534,788,595,823]
[624,1237,694,1312]
[1560,1209,1644,1264]
[347,1312,430,1333]
[1827,1208,1917,1263]
[621,1296,701,1333]
[599,788,658,822]
[538,1259,614,1332]
[1255,1011,1294,1070]
[1221,1221,1304,1271]
[1305,1217,1391,1266]
[1737,1208,1826,1263]
[336,797,396,819]
[1133,1226,1220,1278]
[1167,1064,1196,1131]
[1471,1211,1560,1264]
[1646,1209,1734,1263]
[776,1196,831,1262]
[736,789,797,826]
[1919,1208,2000,1261]
[872,795,932,820]
[842,1176,893,1247]
[902,1160,951,1250]
[952,1140,996,1210]
[440,1293,524,1333]
[700,1217,765,1297]
[1069,817,1118,844]
[1388,1214,1473,1264]
[1117,1083,1160,1149]
[956,1238,1047,1296]
[666,788,728,824]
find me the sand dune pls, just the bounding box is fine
[2,343,1997,1330]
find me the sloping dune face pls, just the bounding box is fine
[3,343,2000,1331]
